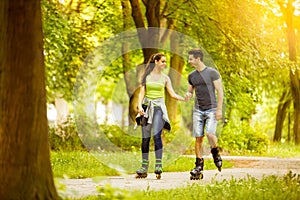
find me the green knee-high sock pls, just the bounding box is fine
[155,159,162,169]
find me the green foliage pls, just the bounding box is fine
[77,172,300,200]
[219,120,269,154]
[49,117,86,151]
[138,172,300,200]
[42,0,123,102]
[51,151,232,179]
[98,121,189,153]
[163,156,233,172]
[51,151,119,178]
[263,142,300,158]
[100,125,141,151]
[42,0,300,149]
[95,184,134,200]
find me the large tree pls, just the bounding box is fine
[283,0,300,144]
[0,0,59,199]
[273,0,299,143]
[127,0,189,122]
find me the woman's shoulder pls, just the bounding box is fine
[161,72,168,78]
[161,73,170,82]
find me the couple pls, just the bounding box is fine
[135,48,224,179]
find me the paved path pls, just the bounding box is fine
[57,156,300,199]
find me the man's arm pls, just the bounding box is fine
[213,78,223,120]
[185,84,194,101]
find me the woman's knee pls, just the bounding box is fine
[153,132,162,141]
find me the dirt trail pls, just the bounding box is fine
[57,156,300,199]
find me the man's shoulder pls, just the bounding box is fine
[188,70,197,76]
[205,66,220,76]
[206,66,218,72]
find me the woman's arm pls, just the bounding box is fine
[165,75,185,101]
[137,85,146,115]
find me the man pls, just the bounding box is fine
[185,48,224,179]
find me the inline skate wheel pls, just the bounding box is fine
[156,173,161,179]
[135,173,147,179]
[190,173,203,180]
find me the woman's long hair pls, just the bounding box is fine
[141,53,165,86]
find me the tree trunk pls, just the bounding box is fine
[0,0,59,199]
[273,90,292,142]
[129,0,160,63]
[285,0,300,144]
[166,30,185,122]
[122,0,137,124]
[288,110,291,142]
[290,70,300,144]
[128,0,161,122]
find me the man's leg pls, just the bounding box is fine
[206,108,222,171]
[195,136,204,158]
[207,133,222,171]
[191,108,205,178]
[206,133,218,148]
[190,137,204,179]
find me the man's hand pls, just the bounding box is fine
[185,92,192,101]
[216,109,222,121]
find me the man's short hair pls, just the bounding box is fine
[188,48,204,61]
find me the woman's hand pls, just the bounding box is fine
[176,95,186,102]
[138,105,145,116]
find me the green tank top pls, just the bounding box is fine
[145,74,165,100]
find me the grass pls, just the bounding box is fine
[51,151,233,178]
[51,142,300,179]
[226,142,300,158]
[52,143,300,199]
[75,171,300,200]
[51,151,119,178]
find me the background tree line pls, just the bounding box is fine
[43,0,299,144]
[0,0,299,198]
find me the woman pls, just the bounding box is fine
[136,53,185,179]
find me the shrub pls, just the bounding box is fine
[219,120,269,154]
[99,124,141,151]
[49,118,191,153]
[49,116,86,151]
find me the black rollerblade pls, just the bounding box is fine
[190,158,204,180]
[211,147,222,172]
[136,160,148,178]
[154,160,162,179]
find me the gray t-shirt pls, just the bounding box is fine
[188,67,220,111]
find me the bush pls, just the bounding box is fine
[219,120,269,154]
[49,118,191,153]
[49,116,86,151]
[99,124,141,151]
[98,122,184,152]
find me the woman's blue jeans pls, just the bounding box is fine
[141,106,164,161]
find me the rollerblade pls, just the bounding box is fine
[190,158,204,180]
[211,147,222,172]
[154,160,162,179]
[136,159,148,178]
